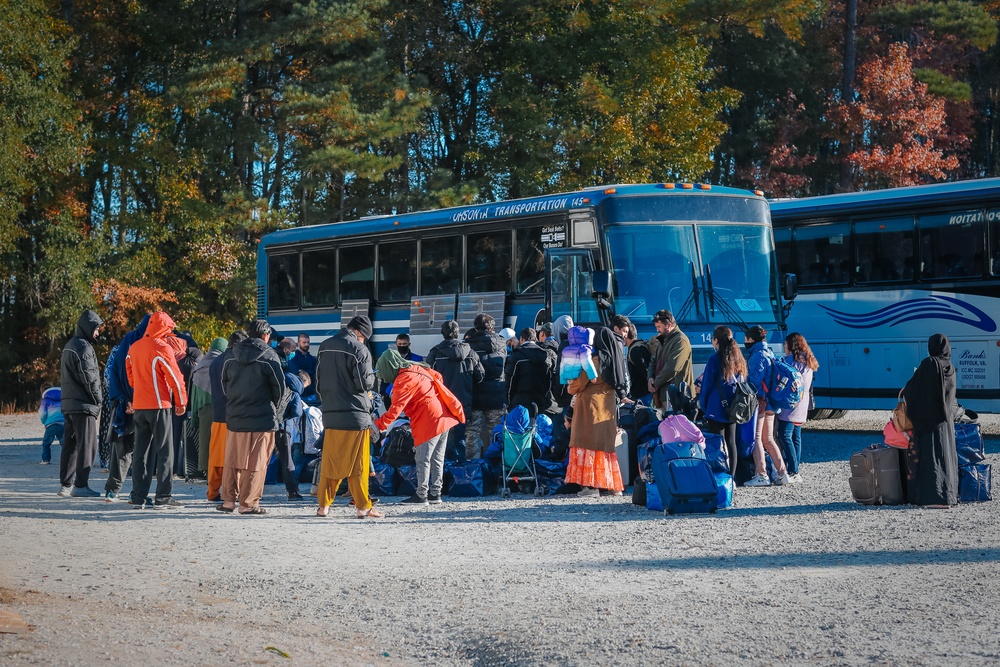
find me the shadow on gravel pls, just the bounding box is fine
[579,547,1000,571]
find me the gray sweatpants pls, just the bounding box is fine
[414,430,449,500]
[131,409,174,503]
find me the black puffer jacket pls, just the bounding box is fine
[467,329,507,410]
[209,349,232,423]
[425,338,484,408]
[504,341,557,414]
[222,338,285,432]
[60,310,103,416]
[316,329,375,430]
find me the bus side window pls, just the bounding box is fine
[340,245,375,303]
[794,223,850,286]
[515,227,546,294]
[268,253,299,310]
[467,230,512,293]
[854,217,911,284]
[919,211,984,281]
[302,248,337,308]
[378,240,417,302]
[988,209,1000,276]
[420,236,463,295]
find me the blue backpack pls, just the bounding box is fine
[768,355,804,412]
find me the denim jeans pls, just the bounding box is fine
[41,423,64,463]
[777,419,802,475]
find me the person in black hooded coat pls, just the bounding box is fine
[901,333,960,507]
[59,309,104,496]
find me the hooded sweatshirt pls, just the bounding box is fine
[60,309,104,416]
[425,337,484,408]
[107,314,151,436]
[126,312,188,411]
[374,357,464,446]
[222,337,285,432]
[467,328,507,410]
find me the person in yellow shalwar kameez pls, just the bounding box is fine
[314,316,384,519]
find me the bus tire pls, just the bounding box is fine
[827,409,848,419]
[808,408,832,420]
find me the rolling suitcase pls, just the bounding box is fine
[615,429,631,487]
[848,444,905,505]
[651,446,719,515]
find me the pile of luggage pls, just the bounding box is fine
[848,415,992,506]
[625,405,734,516]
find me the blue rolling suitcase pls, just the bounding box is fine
[652,445,719,515]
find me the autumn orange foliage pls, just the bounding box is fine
[833,43,959,188]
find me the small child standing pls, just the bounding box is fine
[38,385,64,464]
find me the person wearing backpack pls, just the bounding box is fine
[744,325,791,487]
[776,333,818,483]
[699,326,748,478]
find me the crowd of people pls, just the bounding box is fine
[46,303,962,514]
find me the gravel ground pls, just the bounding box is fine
[1,410,999,667]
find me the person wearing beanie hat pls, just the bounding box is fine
[315,313,383,518]
[465,314,508,460]
[425,320,484,461]
[346,315,373,340]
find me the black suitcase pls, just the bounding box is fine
[849,445,905,505]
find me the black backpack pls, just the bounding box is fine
[379,423,416,468]
[723,380,758,425]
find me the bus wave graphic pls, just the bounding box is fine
[817,295,998,333]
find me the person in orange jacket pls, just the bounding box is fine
[125,311,188,509]
[374,349,465,505]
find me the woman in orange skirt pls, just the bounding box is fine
[564,327,627,496]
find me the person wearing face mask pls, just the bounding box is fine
[278,339,296,371]
[395,333,423,362]
[699,326,747,479]
[744,325,791,487]
[58,309,105,497]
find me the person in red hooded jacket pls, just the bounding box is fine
[125,311,188,509]
[374,349,465,506]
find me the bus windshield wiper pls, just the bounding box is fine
[704,263,749,333]
[676,262,703,323]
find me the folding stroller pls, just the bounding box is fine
[499,404,544,498]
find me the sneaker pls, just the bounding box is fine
[39,461,51,465]
[788,473,803,484]
[70,486,101,498]
[287,492,305,501]
[577,487,600,497]
[57,485,72,497]
[744,473,771,487]
[400,494,428,505]
[153,498,184,510]
[600,489,624,497]
[105,491,118,502]
[427,494,443,504]
[128,496,153,508]
[774,472,792,486]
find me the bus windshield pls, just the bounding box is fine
[606,224,779,325]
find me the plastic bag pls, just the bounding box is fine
[702,432,730,474]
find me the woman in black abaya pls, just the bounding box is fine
[901,334,960,507]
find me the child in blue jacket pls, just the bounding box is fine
[38,385,64,464]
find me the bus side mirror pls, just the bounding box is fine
[782,273,798,302]
[591,270,612,300]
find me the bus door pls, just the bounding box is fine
[545,249,601,327]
